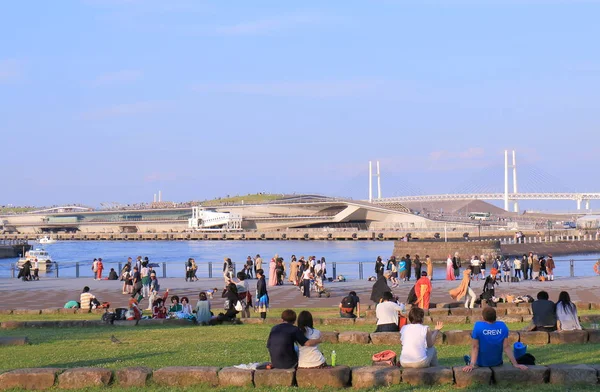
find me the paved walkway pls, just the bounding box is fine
[2,275,600,311]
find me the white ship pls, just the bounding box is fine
[17,249,54,271]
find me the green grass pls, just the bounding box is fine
[2,321,600,372]
[201,193,285,206]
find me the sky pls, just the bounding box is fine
[1,0,600,211]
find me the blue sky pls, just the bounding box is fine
[1,0,599,210]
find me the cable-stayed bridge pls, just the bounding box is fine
[369,150,600,211]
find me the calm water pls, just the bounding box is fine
[1,241,598,280]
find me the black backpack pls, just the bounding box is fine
[114,308,128,321]
[341,296,354,309]
[101,311,116,325]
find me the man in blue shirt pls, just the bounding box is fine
[463,307,527,372]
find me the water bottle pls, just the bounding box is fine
[331,350,337,367]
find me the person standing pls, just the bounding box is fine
[301,264,313,298]
[96,258,104,280]
[513,256,522,280]
[501,258,512,283]
[521,254,529,280]
[415,271,432,310]
[245,256,254,279]
[398,257,407,282]
[32,258,40,281]
[531,255,541,280]
[426,255,433,280]
[414,255,422,280]
[375,256,385,278]
[141,261,150,298]
[223,257,234,284]
[254,254,262,277]
[405,254,412,281]
[256,269,269,320]
[131,266,143,301]
[449,268,475,309]
[546,254,555,281]
[479,255,486,280]
[288,256,299,285]
[527,252,535,280]
[446,255,455,281]
[268,254,278,287]
[320,257,327,280]
[452,252,461,278]
[91,258,98,280]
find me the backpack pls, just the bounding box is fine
[114,308,128,321]
[341,296,354,313]
[101,312,116,325]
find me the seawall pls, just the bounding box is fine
[393,240,502,261]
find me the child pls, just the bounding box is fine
[181,297,193,316]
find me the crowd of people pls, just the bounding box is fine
[445,252,557,282]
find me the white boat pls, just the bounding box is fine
[17,249,54,271]
[37,236,57,244]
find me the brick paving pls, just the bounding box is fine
[1,275,600,311]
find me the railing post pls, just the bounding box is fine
[359,262,364,280]
[75,262,80,278]
[208,262,213,278]
[570,259,574,277]
[10,263,14,279]
[55,262,59,278]
[233,263,237,276]
[118,263,122,274]
[332,262,337,279]
[162,263,167,278]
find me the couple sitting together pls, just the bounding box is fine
[399,306,527,372]
[267,309,327,369]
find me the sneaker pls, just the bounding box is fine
[463,355,471,366]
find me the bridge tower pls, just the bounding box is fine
[368,161,382,202]
[504,150,519,212]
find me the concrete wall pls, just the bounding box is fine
[393,240,502,262]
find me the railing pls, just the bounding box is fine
[7,257,600,280]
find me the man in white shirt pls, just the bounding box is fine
[375,291,405,332]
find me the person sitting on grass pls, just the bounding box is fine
[152,298,167,319]
[375,291,405,332]
[180,296,193,318]
[195,291,213,325]
[556,291,582,331]
[530,290,557,332]
[339,291,361,319]
[400,307,443,368]
[463,307,527,372]
[297,311,327,369]
[216,283,240,324]
[169,295,183,315]
[267,309,322,369]
[79,286,96,312]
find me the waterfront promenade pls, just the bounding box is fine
[2,275,600,311]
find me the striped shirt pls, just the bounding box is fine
[80,292,95,310]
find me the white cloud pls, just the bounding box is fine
[214,13,326,36]
[89,69,143,86]
[192,80,384,98]
[0,59,21,83]
[80,101,167,120]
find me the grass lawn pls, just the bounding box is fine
[2,307,600,391]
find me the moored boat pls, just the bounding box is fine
[17,249,54,271]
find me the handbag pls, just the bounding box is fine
[234,300,243,312]
[372,350,397,366]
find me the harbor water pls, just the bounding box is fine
[0,241,598,280]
